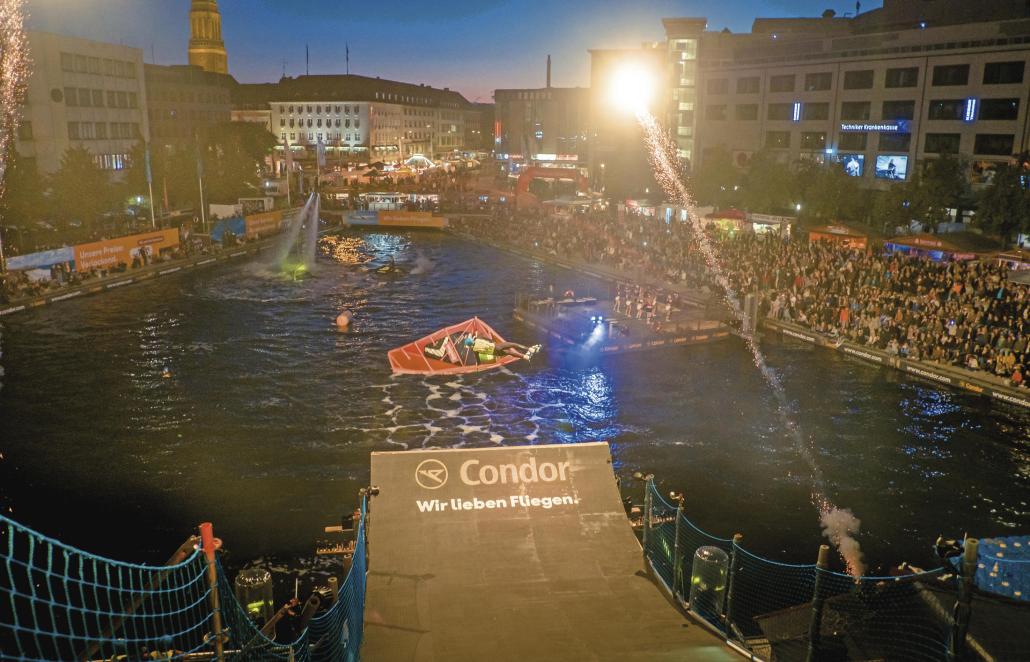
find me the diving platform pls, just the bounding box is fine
[362,442,736,661]
[513,295,732,356]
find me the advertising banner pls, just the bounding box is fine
[244,210,284,239]
[378,211,447,229]
[210,216,246,242]
[6,246,75,271]
[74,229,180,271]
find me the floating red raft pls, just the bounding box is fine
[388,317,522,375]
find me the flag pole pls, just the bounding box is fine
[145,142,157,228]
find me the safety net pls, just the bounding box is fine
[1,498,366,661]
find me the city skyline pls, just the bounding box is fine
[26,0,884,101]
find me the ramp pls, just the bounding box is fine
[362,442,735,661]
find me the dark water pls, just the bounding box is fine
[1,232,1028,573]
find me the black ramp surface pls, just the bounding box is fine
[362,442,735,661]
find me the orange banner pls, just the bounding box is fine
[244,210,284,239]
[74,229,180,271]
[378,210,446,229]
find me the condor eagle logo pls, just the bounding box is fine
[415,459,448,489]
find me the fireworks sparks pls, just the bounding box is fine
[0,0,30,203]
[635,110,866,576]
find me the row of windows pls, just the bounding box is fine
[150,109,225,122]
[280,117,360,129]
[282,132,362,143]
[705,98,1021,122]
[763,130,1014,155]
[149,88,228,105]
[67,121,139,140]
[280,104,361,115]
[63,87,138,109]
[93,153,129,171]
[60,52,137,79]
[706,61,1025,96]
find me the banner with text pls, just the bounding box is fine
[74,229,180,271]
[244,210,285,239]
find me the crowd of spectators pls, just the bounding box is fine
[451,212,1029,389]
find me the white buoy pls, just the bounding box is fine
[335,310,352,330]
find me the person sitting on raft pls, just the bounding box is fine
[424,334,461,363]
[464,334,541,362]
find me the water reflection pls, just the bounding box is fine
[0,232,1027,570]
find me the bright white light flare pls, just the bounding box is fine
[608,62,655,115]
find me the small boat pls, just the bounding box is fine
[388,317,523,375]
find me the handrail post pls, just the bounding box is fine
[200,522,225,662]
[724,533,743,639]
[672,494,684,600]
[328,575,340,604]
[948,538,979,661]
[806,544,830,662]
[641,477,653,568]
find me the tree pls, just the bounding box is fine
[200,122,277,204]
[0,147,46,227]
[795,160,865,222]
[49,147,118,229]
[741,149,794,214]
[689,145,740,208]
[871,183,912,234]
[976,163,1030,241]
[911,154,971,231]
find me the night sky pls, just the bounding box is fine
[26,0,883,101]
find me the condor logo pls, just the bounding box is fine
[415,459,448,489]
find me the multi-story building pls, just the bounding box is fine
[678,0,1030,188]
[145,64,233,154]
[14,31,150,175]
[465,102,494,153]
[255,75,476,165]
[493,86,589,159]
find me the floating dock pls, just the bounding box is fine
[362,442,736,661]
[343,210,447,230]
[513,295,731,356]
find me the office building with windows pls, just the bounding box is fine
[254,75,477,165]
[494,86,589,160]
[684,0,1030,187]
[145,64,233,154]
[14,31,150,175]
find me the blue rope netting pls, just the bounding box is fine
[1,498,367,661]
[640,481,1005,660]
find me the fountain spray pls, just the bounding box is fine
[0,0,30,272]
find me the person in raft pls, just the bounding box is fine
[424,334,461,363]
[464,334,541,362]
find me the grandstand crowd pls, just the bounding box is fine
[451,212,1029,389]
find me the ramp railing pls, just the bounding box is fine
[0,497,367,661]
[641,478,1028,662]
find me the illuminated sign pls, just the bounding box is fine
[964,98,977,122]
[840,121,910,133]
[792,101,802,122]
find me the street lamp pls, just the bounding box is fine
[795,203,802,212]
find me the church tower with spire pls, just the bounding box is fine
[188,0,228,74]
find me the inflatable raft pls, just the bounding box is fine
[388,317,522,375]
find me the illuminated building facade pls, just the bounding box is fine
[234,75,477,167]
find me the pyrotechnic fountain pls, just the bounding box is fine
[271,192,318,276]
[0,0,30,270]
[612,64,866,575]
